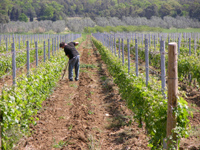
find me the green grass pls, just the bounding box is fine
[88,110,94,115]
[68,125,73,130]
[86,25,163,33]
[106,116,127,129]
[88,0,97,4]
[84,25,200,33]
[53,140,68,148]
[100,75,107,81]
[88,134,102,150]
[58,116,65,120]
[67,102,73,106]
[81,32,88,39]
[80,69,90,73]
[189,125,200,137]
[162,28,200,33]
[188,103,200,113]
[69,83,78,88]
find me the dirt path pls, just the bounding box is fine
[15,36,150,150]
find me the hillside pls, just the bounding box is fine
[0,0,200,24]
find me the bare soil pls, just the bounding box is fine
[14,36,200,150]
[179,83,200,150]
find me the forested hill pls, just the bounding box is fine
[0,0,200,23]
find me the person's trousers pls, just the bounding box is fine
[68,55,80,81]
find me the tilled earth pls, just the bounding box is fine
[14,36,200,150]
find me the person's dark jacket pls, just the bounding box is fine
[64,42,79,59]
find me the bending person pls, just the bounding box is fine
[60,41,80,81]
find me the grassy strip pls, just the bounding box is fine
[0,36,84,149]
[85,25,163,33]
[92,37,189,149]
[84,26,200,33]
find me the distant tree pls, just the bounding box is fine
[52,11,62,21]
[10,7,20,21]
[90,12,96,20]
[27,9,36,22]
[101,10,110,17]
[0,0,12,15]
[16,9,19,20]
[32,1,42,17]
[159,3,173,18]
[115,8,125,19]
[8,10,10,16]
[19,13,28,22]
[0,13,9,23]
[189,4,200,21]
[110,17,126,26]
[29,12,34,21]
[129,6,134,16]
[75,5,82,14]
[94,17,110,26]
[43,5,54,20]
[110,8,117,17]
[125,7,130,16]
[38,4,55,20]
[143,4,158,19]
[52,20,65,33]
[175,7,183,16]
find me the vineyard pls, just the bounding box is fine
[0,33,200,149]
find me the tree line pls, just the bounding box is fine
[1,16,200,33]
[0,20,65,34]
[0,0,200,24]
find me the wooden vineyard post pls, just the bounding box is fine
[122,38,124,65]
[48,39,50,60]
[43,41,46,62]
[35,42,38,67]
[167,42,178,149]
[145,38,149,87]
[118,38,121,59]
[127,38,130,74]
[114,34,116,56]
[54,37,56,54]
[135,38,138,77]
[12,43,16,85]
[27,41,30,77]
